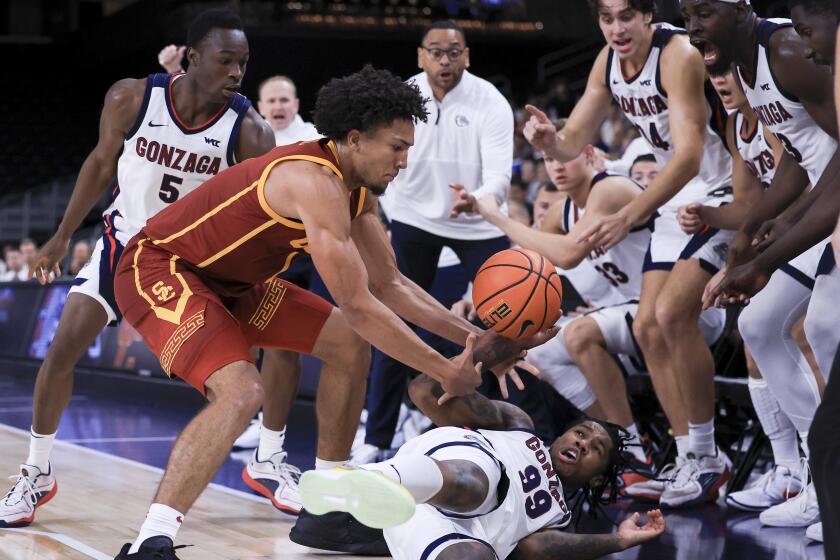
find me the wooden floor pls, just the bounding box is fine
[0,424,375,559]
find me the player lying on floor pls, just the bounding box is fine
[300,373,665,560]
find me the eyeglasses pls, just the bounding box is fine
[421,46,465,62]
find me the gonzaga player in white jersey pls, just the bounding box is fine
[299,374,666,560]
[0,8,274,530]
[524,0,734,508]
[475,146,724,492]
[683,0,840,530]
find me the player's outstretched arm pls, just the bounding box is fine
[510,510,666,560]
[477,176,637,269]
[351,197,559,377]
[31,78,144,284]
[407,373,534,431]
[273,162,480,396]
[525,48,613,162]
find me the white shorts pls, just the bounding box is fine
[780,238,832,288]
[384,427,505,560]
[644,210,734,274]
[526,301,725,404]
[68,235,124,325]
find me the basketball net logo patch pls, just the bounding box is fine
[480,300,512,328]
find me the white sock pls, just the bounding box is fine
[688,419,716,457]
[128,503,183,554]
[624,423,646,463]
[675,435,690,458]
[257,425,286,462]
[747,377,800,469]
[26,428,56,472]
[315,458,348,470]
[362,454,443,503]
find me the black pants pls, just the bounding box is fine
[810,340,840,556]
[364,220,509,448]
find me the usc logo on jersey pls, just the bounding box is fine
[152,281,177,303]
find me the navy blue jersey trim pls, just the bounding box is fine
[125,74,159,141]
[816,243,836,277]
[563,198,573,233]
[780,263,816,290]
[226,95,252,166]
[705,80,730,149]
[653,26,685,98]
[624,311,647,372]
[757,19,800,103]
[678,227,720,260]
[605,48,615,94]
[164,74,232,135]
[420,533,499,560]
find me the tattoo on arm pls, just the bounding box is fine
[472,335,517,368]
[512,530,623,560]
[411,374,533,430]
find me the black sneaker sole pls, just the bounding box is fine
[290,525,389,556]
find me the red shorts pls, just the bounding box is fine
[114,237,333,395]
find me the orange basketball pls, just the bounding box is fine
[472,248,563,339]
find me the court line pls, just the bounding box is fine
[59,436,177,444]
[0,423,273,505]
[0,527,111,560]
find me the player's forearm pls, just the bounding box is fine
[512,530,627,560]
[483,212,584,269]
[776,150,840,224]
[376,277,480,346]
[341,292,456,383]
[623,152,700,224]
[55,154,116,241]
[408,374,527,430]
[698,201,752,231]
[754,183,840,272]
[740,153,809,236]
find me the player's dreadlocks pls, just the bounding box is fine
[313,65,429,142]
[565,418,634,525]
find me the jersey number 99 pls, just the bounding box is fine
[519,465,552,519]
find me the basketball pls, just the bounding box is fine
[472,248,563,339]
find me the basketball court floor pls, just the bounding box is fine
[0,360,826,559]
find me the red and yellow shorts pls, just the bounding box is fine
[114,237,333,395]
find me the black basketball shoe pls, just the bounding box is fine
[290,509,389,556]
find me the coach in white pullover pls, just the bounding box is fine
[357,20,514,463]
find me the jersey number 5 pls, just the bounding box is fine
[159,174,182,203]
[519,465,552,519]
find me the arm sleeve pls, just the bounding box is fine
[471,91,514,203]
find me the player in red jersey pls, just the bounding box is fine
[111,66,555,559]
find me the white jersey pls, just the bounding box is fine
[736,19,836,185]
[734,110,776,187]
[562,173,649,300]
[606,24,733,211]
[473,429,572,555]
[110,73,251,244]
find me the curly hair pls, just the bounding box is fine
[788,0,833,15]
[313,65,429,141]
[586,0,656,19]
[564,418,634,525]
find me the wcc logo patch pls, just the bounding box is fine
[455,115,470,127]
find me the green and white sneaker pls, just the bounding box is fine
[299,467,415,529]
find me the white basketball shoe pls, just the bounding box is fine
[0,463,57,527]
[242,450,302,514]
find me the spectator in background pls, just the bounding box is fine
[356,20,513,464]
[543,77,575,119]
[1,248,27,282]
[68,240,92,277]
[19,238,38,275]
[629,153,659,188]
[256,76,320,146]
[532,182,564,229]
[603,136,651,177]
